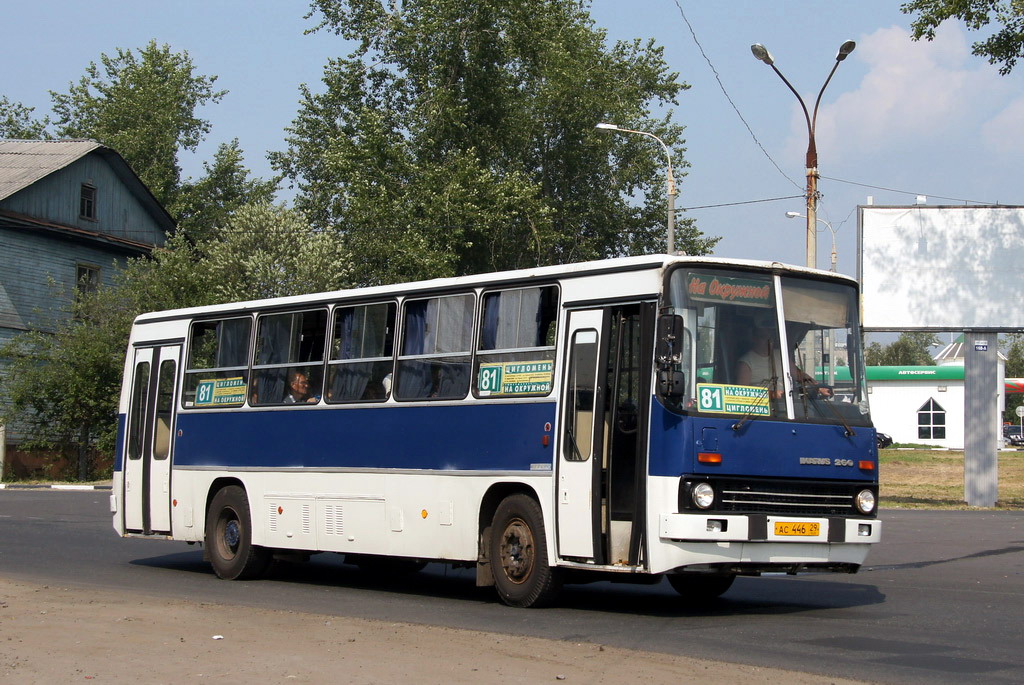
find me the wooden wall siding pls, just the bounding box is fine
[0,156,167,247]
[0,228,127,333]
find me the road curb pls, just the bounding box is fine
[0,483,112,491]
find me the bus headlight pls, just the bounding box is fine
[855,489,876,515]
[692,482,715,509]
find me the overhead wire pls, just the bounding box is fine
[670,0,801,192]
[670,2,999,215]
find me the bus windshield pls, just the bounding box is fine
[665,268,871,426]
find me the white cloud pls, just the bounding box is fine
[981,97,1024,157]
[793,23,1020,164]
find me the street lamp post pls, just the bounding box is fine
[786,211,837,271]
[595,122,679,255]
[751,40,856,268]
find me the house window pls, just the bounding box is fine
[917,398,946,439]
[76,264,100,297]
[80,184,97,220]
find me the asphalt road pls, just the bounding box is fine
[2,489,1023,684]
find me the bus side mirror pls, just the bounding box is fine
[656,314,685,365]
[656,314,686,399]
[658,369,686,399]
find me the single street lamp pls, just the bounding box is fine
[596,122,680,255]
[786,211,837,271]
[751,40,856,268]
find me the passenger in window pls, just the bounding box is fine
[284,371,318,404]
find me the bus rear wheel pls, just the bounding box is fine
[206,485,271,580]
[667,573,735,601]
[489,494,560,608]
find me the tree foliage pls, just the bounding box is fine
[272,0,717,284]
[49,40,226,207]
[865,332,941,366]
[1002,334,1024,421]
[0,97,50,139]
[173,139,279,244]
[902,0,1024,74]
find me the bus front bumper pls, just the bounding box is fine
[659,513,881,545]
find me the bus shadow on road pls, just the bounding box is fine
[556,575,885,617]
[128,550,885,617]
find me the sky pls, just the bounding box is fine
[4,0,1022,280]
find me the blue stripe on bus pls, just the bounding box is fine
[172,402,558,471]
[648,398,877,481]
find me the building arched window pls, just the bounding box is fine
[917,398,946,439]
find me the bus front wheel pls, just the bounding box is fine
[206,485,271,580]
[667,573,735,600]
[489,494,560,608]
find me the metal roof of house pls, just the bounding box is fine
[0,139,175,231]
[0,139,104,201]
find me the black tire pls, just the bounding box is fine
[667,573,735,600]
[489,494,560,608]
[205,485,271,580]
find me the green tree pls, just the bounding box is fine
[1002,334,1024,421]
[50,40,226,207]
[273,0,716,284]
[173,139,279,244]
[864,331,940,366]
[0,97,50,139]
[902,0,1024,74]
[201,203,352,301]
[0,204,349,478]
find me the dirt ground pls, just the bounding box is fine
[0,577,873,685]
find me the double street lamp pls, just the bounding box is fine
[751,40,856,268]
[595,122,679,255]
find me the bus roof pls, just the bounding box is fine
[133,254,857,324]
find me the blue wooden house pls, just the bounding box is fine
[0,139,174,463]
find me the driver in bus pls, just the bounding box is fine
[736,322,784,398]
[736,322,831,399]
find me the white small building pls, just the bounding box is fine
[864,338,1005,449]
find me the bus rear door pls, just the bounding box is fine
[123,343,181,535]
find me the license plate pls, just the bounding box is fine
[774,521,820,536]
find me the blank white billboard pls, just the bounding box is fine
[858,205,1024,331]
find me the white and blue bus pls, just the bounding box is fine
[112,255,880,607]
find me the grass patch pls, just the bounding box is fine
[880,449,1024,510]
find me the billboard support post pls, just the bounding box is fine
[964,331,998,507]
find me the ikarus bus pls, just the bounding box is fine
[112,255,879,607]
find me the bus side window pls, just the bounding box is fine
[127,361,150,459]
[326,302,396,403]
[252,309,327,405]
[564,329,598,461]
[395,294,474,401]
[182,317,251,408]
[474,285,558,398]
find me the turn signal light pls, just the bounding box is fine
[859,460,875,471]
[698,452,722,464]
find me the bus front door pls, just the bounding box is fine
[123,343,181,535]
[558,304,652,565]
[558,309,605,560]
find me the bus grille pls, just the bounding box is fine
[714,479,865,517]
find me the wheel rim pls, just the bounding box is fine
[498,517,535,585]
[217,509,241,560]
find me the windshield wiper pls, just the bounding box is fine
[732,377,776,431]
[794,375,856,437]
